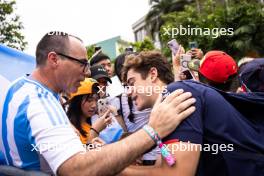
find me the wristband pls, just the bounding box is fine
[157,141,176,166]
[90,127,100,135]
[143,125,176,166]
[143,125,160,143]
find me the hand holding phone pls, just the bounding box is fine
[180,54,192,72]
[93,109,113,131]
[189,41,198,49]
[97,98,109,116]
[167,39,180,57]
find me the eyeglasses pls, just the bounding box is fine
[57,52,90,73]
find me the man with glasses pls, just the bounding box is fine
[57,52,90,73]
[0,32,196,175]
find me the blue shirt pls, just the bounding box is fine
[163,80,264,176]
[0,77,85,174]
[0,151,5,165]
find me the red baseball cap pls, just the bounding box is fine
[199,51,238,83]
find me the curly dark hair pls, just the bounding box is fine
[121,51,174,85]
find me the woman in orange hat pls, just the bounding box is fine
[66,78,112,144]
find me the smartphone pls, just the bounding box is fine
[180,54,192,72]
[182,70,194,80]
[97,98,109,116]
[189,41,198,49]
[167,39,180,56]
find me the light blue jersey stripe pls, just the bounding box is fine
[50,94,69,124]
[36,86,57,126]
[24,77,59,99]
[47,94,69,125]
[2,78,26,165]
[14,95,40,169]
[25,78,63,125]
[2,77,61,167]
[45,94,63,125]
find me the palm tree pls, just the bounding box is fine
[146,0,194,40]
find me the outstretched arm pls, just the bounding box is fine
[57,90,196,176]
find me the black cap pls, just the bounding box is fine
[90,65,112,84]
[90,53,110,66]
[239,58,264,92]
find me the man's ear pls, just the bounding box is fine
[47,52,59,68]
[149,67,158,82]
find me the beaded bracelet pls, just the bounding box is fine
[143,125,176,166]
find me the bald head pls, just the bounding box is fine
[67,36,87,59]
[35,31,84,66]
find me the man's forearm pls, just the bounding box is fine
[60,129,155,176]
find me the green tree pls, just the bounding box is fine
[86,44,96,61]
[160,0,264,60]
[0,0,27,50]
[130,37,156,52]
[146,0,194,39]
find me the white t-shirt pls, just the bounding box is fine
[0,77,85,174]
[119,94,160,161]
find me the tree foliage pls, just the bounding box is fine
[160,0,264,60]
[0,0,27,50]
[146,0,194,39]
[86,44,96,61]
[130,37,156,52]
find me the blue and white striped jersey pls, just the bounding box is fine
[0,77,85,174]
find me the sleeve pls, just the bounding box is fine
[28,95,85,174]
[162,81,205,145]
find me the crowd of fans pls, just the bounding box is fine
[0,31,263,176]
